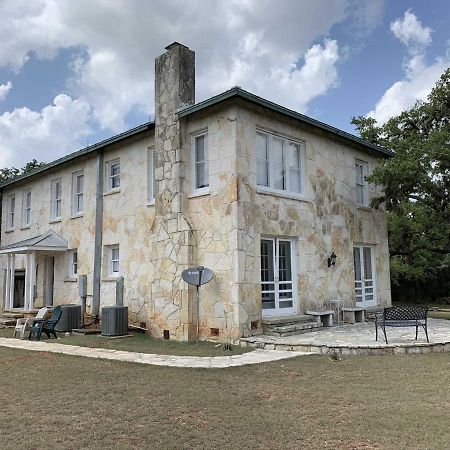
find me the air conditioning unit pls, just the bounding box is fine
[101,306,128,336]
[55,304,82,332]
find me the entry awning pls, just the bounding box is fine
[0,230,68,254]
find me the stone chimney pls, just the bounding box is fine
[151,43,196,341]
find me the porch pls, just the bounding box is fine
[241,318,450,356]
[1,231,68,311]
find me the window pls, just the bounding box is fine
[106,160,120,191]
[51,179,62,220]
[355,160,369,206]
[72,171,84,215]
[69,250,78,278]
[107,245,120,276]
[147,147,156,202]
[6,195,15,230]
[256,131,304,195]
[192,132,209,192]
[22,190,31,227]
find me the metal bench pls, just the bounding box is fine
[375,305,429,344]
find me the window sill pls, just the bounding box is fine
[147,199,155,207]
[5,228,14,233]
[188,189,210,199]
[103,188,121,197]
[102,276,121,282]
[256,187,310,203]
[357,205,372,211]
[49,218,62,224]
[70,213,84,220]
[20,226,31,230]
[64,278,77,283]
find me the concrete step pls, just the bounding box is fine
[1,312,24,319]
[0,318,17,326]
[272,321,323,337]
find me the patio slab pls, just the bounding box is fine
[240,319,450,356]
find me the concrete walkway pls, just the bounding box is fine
[0,337,316,368]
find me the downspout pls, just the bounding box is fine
[92,149,104,316]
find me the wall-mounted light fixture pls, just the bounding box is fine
[328,252,337,267]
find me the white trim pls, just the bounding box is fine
[355,159,369,207]
[71,171,84,215]
[6,194,16,231]
[255,129,305,197]
[105,159,120,192]
[191,131,209,194]
[50,178,62,220]
[353,244,377,307]
[21,189,31,228]
[105,244,120,277]
[68,249,78,278]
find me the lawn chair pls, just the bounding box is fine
[29,306,62,341]
[13,307,48,339]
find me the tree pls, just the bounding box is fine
[352,69,450,302]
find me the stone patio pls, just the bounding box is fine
[241,319,450,356]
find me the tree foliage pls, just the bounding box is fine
[0,159,46,185]
[352,69,450,301]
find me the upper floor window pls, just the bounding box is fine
[147,147,156,203]
[256,130,304,195]
[68,250,78,278]
[22,190,31,227]
[106,159,120,191]
[72,171,84,215]
[355,160,369,206]
[6,195,15,230]
[192,132,209,192]
[51,179,62,220]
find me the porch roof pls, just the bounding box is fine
[0,230,68,254]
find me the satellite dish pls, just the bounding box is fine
[182,266,214,287]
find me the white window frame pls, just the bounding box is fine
[191,131,209,194]
[72,171,84,216]
[106,245,120,277]
[255,130,305,197]
[68,249,78,278]
[147,147,156,204]
[6,194,15,230]
[22,190,31,228]
[51,178,62,220]
[355,159,369,207]
[106,159,120,192]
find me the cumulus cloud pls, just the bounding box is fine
[0,0,379,166]
[368,10,448,124]
[0,94,92,168]
[0,81,12,102]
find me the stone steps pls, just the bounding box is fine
[1,312,24,319]
[0,318,17,326]
[262,315,323,337]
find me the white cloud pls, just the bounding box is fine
[368,10,447,124]
[0,0,379,166]
[390,9,432,51]
[0,81,12,102]
[0,94,92,168]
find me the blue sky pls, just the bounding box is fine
[0,0,449,168]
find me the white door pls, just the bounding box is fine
[261,238,296,317]
[353,246,376,307]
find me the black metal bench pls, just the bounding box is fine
[375,305,429,344]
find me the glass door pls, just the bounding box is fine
[261,238,296,317]
[353,246,376,307]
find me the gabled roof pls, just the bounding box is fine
[0,230,68,254]
[0,121,155,189]
[178,86,393,158]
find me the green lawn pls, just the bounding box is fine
[0,327,248,357]
[0,347,449,449]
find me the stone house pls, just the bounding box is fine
[0,43,392,341]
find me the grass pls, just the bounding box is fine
[0,328,249,357]
[0,347,449,449]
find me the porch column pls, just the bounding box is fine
[29,252,36,310]
[8,254,15,310]
[24,253,30,311]
[5,255,11,309]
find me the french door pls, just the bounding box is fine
[260,238,296,317]
[353,246,376,307]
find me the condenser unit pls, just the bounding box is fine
[101,306,128,336]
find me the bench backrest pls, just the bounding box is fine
[384,305,427,321]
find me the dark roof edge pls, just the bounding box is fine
[0,121,155,189]
[178,87,393,158]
